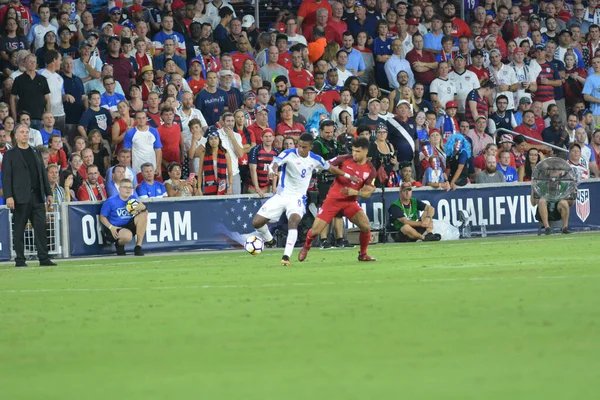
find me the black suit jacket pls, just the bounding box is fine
[2,145,51,204]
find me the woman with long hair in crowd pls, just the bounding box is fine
[36,31,58,68]
[368,123,399,187]
[400,86,418,117]
[88,129,110,177]
[415,111,429,142]
[58,169,75,202]
[321,42,339,70]
[198,129,233,195]
[0,17,28,63]
[354,31,374,85]
[344,76,363,117]
[165,162,197,197]
[519,147,544,182]
[233,109,255,192]
[66,153,84,194]
[72,136,86,157]
[360,83,382,112]
[3,115,15,138]
[193,0,210,24]
[112,101,134,157]
[240,58,257,93]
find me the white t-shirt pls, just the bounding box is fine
[274,149,329,196]
[511,63,535,105]
[489,64,519,110]
[449,70,480,113]
[123,126,163,173]
[199,128,243,176]
[39,68,65,117]
[28,128,43,147]
[177,107,208,153]
[331,104,354,129]
[29,23,57,52]
[430,77,457,109]
[336,67,353,87]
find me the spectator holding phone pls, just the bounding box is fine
[164,162,196,197]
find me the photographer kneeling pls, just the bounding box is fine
[389,183,441,242]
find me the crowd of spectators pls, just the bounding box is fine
[1,0,600,213]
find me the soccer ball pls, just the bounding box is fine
[126,199,140,214]
[245,235,264,255]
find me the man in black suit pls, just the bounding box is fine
[2,124,57,267]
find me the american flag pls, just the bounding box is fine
[214,197,264,246]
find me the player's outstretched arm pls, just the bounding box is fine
[328,165,361,182]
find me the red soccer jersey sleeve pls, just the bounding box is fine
[327,155,376,201]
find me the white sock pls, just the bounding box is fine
[256,225,273,242]
[284,229,298,257]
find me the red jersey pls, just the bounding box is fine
[231,51,257,75]
[468,65,491,83]
[158,124,182,169]
[327,154,376,202]
[287,67,314,89]
[247,122,270,146]
[316,89,340,113]
[406,49,437,84]
[187,77,206,95]
[326,20,347,45]
[275,121,305,139]
[514,124,543,145]
[278,52,293,70]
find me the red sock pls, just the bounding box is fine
[359,231,370,255]
[305,229,316,249]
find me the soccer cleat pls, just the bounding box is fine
[134,245,145,256]
[265,238,277,248]
[320,239,332,249]
[116,243,126,256]
[298,245,310,262]
[545,227,552,235]
[39,260,57,266]
[561,227,572,234]
[358,253,377,262]
[281,255,291,266]
[15,262,28,267]
[423,232,441,242]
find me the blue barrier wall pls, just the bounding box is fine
[64,180,599,258]
[0,208,11,261]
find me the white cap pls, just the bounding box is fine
[396,99,410,108]
[242,15,255,29]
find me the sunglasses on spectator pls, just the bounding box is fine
[112,11,121,15]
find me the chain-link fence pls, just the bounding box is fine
[10,211,62,260]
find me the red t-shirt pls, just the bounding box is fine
[316,90,340,113]
[247,122,269,146]
[278,52,293,70]
[326,20,347,45]
[48,149,67,169]
[275,121,305,139]
[514,124,543,145]
[327,154,376,202]
[298,0,332,31]
[157,124,182,168]
[468,65,491,83]
[231,52,257,75]
[405,49,437,84]
[187,77,206,95]
[77,184,107,201]
[287,68,314,89]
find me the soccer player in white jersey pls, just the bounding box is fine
[252,132,358,266]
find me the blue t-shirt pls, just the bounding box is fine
[136,181,167,198]
[100,193,139,227]
[78,107,113,139]
[582,74,600,116]
[100,92,126,113]
[195,88,228,126]
[213,24,228,42]
[39,128,62,146]
[423,32,443,52]
[498,164,519,182]
[274,88,298,108]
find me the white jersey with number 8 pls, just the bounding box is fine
[273,149,330,196]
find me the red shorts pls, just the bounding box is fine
[317,197,363,224]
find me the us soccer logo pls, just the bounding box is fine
[576,189,590,222]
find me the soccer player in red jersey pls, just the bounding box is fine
[298,137,378,262]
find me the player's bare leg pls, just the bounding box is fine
[298,217,329,262]
[350,211,376,262]
[252,215,276,247]
[282,213,302,266]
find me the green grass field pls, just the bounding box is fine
[1,234,599,399]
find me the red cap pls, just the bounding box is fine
[445,101,458,109]
[171,0,185,10]
[129,4,145,13]
[513,47,525,54]
[262,128,275,136]
[407,18,420,26]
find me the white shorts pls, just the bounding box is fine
[257,193,306,222]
